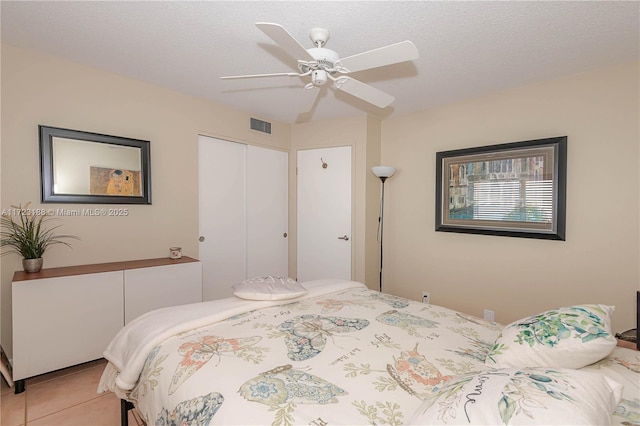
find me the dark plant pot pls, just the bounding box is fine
[22,258,43,273]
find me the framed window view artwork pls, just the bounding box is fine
[435,136,567,240]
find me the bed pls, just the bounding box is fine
[98,279,640,425]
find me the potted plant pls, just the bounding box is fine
[1,203,78,273]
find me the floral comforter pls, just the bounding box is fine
[98,280,640,425]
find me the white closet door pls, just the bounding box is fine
[246,145,288,278]
[199,136,288,300]
[199,136,246,300]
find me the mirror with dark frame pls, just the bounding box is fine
[39,125,151,204]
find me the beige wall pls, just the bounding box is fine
[381,61,640,333]
[0,45,290,357]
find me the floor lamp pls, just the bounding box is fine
[372,166,396,292]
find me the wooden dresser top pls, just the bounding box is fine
[13,256,199,281]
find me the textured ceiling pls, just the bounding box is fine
[2,1,639,124]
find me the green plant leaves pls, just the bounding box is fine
[1,203,78,259]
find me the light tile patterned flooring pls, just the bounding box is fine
[0,358,144,426]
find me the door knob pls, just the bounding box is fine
[338,235,349,241]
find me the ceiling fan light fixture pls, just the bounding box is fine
[311,69,328,86]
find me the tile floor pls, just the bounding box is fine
[0,358,144,426]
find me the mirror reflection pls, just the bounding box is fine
[52,137,143,196]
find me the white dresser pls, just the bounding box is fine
[11,256,202,392]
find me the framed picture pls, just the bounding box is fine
[436,136,567,240]
[39,125,152,204]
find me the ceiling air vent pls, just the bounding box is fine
[250,117,271,134]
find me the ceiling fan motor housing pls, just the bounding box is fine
[299,47,340,74]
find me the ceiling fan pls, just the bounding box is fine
[221,23,419,112]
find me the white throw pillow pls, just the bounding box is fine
[408,367,623,425]
[485,304,616,369]
[232,276,307,300]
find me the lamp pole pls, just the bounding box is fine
[378,176,388,293]
[372,166,395,293]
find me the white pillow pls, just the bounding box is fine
[232,276,307,300]
[485,304,616,369]
[408,367,623,425]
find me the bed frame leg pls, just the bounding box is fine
[121,399,134,426]
[14,379,25,394]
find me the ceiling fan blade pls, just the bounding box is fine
[334,77,395,108]
[256,22,314,61]
[220,72,302,80]
[338,40,419,73]
[299,86,320,113]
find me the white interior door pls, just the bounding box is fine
[199,136,246,300]
[246,145,288,278]
[297,146,351,282]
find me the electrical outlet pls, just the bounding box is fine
[483,309,495,321]
[422,291,431,304]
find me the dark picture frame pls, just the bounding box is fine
[39,125,152,204]
[436,136,566,240]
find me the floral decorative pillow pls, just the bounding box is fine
[408,367,623,425]
[485,304,616,369]
[232,276,307,300]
